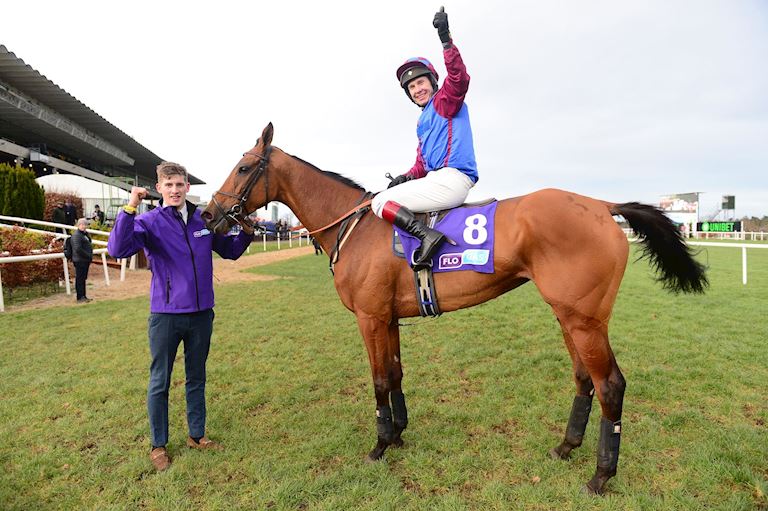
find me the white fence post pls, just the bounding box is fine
[101,253,110,287]
[62,258,71,295]
[0,267,4,313]
[742,247,747,285]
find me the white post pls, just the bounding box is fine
[62,258,71,295]
[277,234,281,250]
[120,258,127,282]
[742,246,747,285]
[129,254,137,270]
[262,233,267,251]
[102,253,110,286]
[289,234,293,248]
[0,267,4,313]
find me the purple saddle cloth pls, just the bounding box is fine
[394,201,497,273]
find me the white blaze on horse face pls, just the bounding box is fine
[156,175,189,209]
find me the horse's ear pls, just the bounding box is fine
[261,122,274,147]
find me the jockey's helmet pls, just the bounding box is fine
[396,57,439,97]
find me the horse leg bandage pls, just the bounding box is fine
[391,390,408,431]
[376,405,394,443]
[565,394,593,447]
[596,417,622,475]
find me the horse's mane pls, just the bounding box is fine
[287,153,366,192]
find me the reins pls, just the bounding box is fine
[306,196,373,236]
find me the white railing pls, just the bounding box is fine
[248,229,309,253]
[687,242,768,285]
[0,215,115,312]
[622,228,768,285]
[0,248,111,312]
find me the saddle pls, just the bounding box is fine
[393,198,497,318]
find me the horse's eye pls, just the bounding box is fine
[238,166,249,173]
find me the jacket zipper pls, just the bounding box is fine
[166,276,171,304]
[176,212,201,310]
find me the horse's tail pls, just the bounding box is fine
[608,201,708,294]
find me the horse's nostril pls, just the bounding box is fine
[201,211,211,220]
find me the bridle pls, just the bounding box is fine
[210,144,273,232]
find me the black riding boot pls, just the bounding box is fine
[382,201,448,271]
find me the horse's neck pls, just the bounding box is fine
[272,150,369,236]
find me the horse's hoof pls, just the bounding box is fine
[549,447,568,460]
[365,448,385,463]
[391,437,404,448]
[581,482,603,496]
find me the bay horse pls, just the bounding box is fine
[202,123,707,495]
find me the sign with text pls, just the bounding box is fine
[697,221,741,233]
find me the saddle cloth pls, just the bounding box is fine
[393,200,497,274]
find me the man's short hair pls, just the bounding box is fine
[156,161,188,182]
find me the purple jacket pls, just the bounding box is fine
[107,202,252,314]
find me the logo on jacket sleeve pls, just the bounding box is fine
[193,228,211,238]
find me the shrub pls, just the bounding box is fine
[0,227,62,290]
[0,163,45,219]
[44,192,84,226]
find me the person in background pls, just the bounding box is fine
[70,217,93,303]
[107,161,254,472]
[52,201,67,234]
[371,7,478,271]
[311,236,323,255]
[91,204,105,225]
[64,199,77,226]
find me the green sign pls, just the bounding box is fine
[698,221,741,233]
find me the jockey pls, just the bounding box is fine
[372,6,478,271]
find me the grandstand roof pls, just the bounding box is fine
[0,44,204,188]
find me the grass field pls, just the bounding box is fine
[1,243,767,510]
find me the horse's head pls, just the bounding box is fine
[202,122,275,234]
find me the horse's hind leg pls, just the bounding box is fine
[555,308,626,495]
[550,322,595,460]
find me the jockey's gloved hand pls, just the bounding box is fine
[433,6,451,46]
[388,174,412,189]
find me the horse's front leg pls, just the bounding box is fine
[388,321,408,448]
[356,314,399,461]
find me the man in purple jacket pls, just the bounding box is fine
[372,6,478,271]
[108,162,253,472]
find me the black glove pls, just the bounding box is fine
[387,174,412,189]
[433,6,451,45]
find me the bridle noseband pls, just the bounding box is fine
[211,145,273,231]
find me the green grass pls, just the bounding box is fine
[1,244,767,510]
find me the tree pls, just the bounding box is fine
[0,163,45,219]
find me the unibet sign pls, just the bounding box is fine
[697,221,741,233]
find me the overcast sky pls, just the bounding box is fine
[3,1,767,217]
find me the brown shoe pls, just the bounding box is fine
[186,436,223,450]
[150,447,171,471]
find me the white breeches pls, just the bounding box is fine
[372,167,474,218]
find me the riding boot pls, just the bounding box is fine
[381,201,449,271]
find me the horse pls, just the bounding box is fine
[202,123,707,495]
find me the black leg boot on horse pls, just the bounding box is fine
[381,201,453,271]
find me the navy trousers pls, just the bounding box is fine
[73,261,90,300]
[147,309,214,447]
